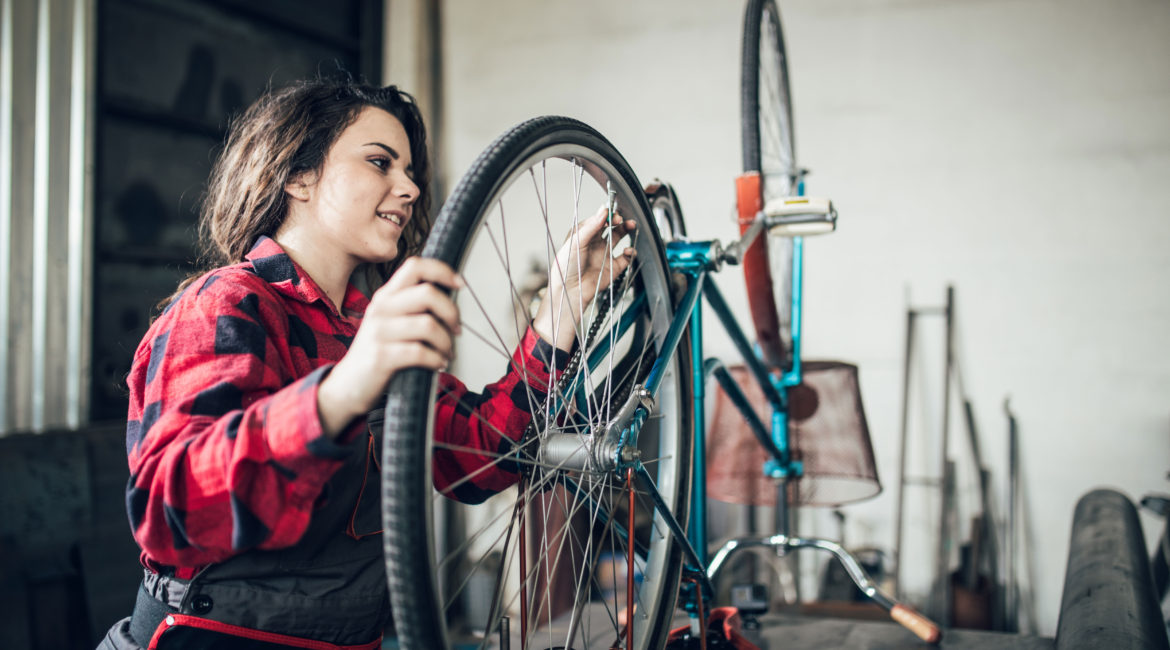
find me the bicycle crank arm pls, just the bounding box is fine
[720,216,766,266]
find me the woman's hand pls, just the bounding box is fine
[533,206,637,352]
[317,258,462,437]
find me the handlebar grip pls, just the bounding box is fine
[890,604,942,644]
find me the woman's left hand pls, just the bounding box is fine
[532,206,637,351]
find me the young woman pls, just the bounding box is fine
[99,78,635,649]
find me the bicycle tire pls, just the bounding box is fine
[741,0,798,371]
[383,116,694,650]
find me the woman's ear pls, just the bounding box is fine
[284,172,313,202]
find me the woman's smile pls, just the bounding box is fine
[275,106,420,300]
[378,211,405,226]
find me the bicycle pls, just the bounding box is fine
[380,1,941,648]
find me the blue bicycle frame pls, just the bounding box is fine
[597,208,811,611]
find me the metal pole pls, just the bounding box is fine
[932,285,955,625]
[777,477,790,537]
[1005,398,1018,633]
[784,236,804,386]
[893,304,916,598]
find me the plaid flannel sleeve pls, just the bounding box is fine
[125,275,359,569]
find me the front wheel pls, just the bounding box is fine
[383,117,694,650]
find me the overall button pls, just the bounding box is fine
[191,594,213,615]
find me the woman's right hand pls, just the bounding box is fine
[317,257,463,437]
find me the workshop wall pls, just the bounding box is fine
[0,0,382,646]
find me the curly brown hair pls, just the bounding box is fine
[180,78,432,301]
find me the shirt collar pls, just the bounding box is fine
[244,236,370,318]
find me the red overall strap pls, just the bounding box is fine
[148,614,382,650]
[666,606,762,650]
[345,431,384,540]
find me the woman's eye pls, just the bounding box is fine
[370,157,390,170]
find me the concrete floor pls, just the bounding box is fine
[741,613,1053,650]
[383,605,1055,649]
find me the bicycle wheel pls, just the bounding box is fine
[741,0,798,371]
[383,116,693,650]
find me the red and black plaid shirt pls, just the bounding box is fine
[126,236,563,572]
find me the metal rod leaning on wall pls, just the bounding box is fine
[893,298,916,599]
[951,321,1002,630]
[931,285,955,626]
[1004,398,1019,633]
[892,285,953,614]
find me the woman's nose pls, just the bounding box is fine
[397,173,420,203]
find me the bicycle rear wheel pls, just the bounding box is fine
[382,116,693,650]
[741,0,799,371]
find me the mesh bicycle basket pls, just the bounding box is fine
[706,360,881,507]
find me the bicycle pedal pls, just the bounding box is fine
[763,196,836,237]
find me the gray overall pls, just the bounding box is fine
[97,424,388,649]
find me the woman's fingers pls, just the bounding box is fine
[366,313,455,359]
[563,209,636,266]
[387,342,449,372]
[584,213,638,286]
[318,258,464,434]
[356,258,464,373]
[552,207,640,294]
[383,256,464,294]
[610,246,636,277]
[371,257,462,333]
[601,214,637,242]
[531,207,640,352]
[567,205,612,245]
[567,206,637,249]
[372,282,461,334]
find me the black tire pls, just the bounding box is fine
[741,0,798,371]
[383,116,693,650]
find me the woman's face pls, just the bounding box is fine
[286,106,420,269]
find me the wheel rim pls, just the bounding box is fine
[756,3,796,202]
[406,133,688,649]
[746,0,798,370]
